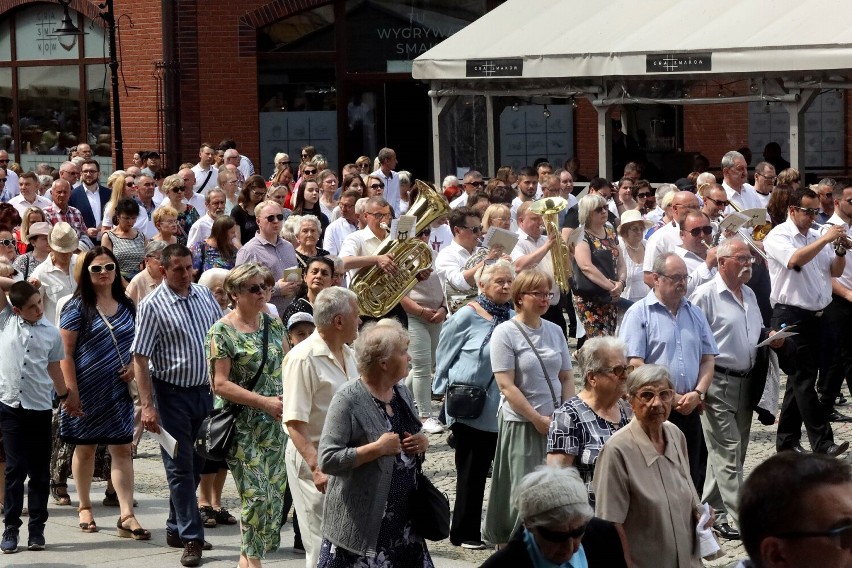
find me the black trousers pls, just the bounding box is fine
[772,304,835,452]
[449,422,498,545]
[817,295,852,403]
[667,409,706,491]
[561,290,577,339]
[0,403,52,531]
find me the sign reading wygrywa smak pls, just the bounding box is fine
[466,59,524,78]
[646,53,712,73]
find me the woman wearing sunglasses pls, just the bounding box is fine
[594,365,709,568]
[481,466,626,568]
[546,337,631,508]
[57,247,146,539]
[232,175,269,245]
[160,175,199,247]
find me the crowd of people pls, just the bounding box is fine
[0,140,849,568]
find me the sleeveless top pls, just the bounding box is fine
[106,230,147,281]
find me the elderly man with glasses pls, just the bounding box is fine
[753,161,777,208]
[620,252,718,491]
[450,170,485,209]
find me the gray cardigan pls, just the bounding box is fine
[318,379,420,557]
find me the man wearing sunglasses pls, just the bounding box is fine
[0,150,19,203]
[620,252,718,490]
[813,178,838,225]
[675,211,718,295]
[739,452,852,568]
[701,184,730,223]
[753,162,777,209]
[435,207,494,298]
[763,187,848,458]
[449,170,484,209]
[642,191,701,288]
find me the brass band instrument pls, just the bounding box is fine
[728,200,772,241]
[719,201,769,261]
[814,222,852,251]
[350,180,449,318]
[530,196,570,292]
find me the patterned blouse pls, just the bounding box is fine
[547,395,631,507]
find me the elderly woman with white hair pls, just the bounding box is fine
[572,193,626,338]
[594,365,710,568]
[547,337,631,507]
[317,319,433,567]
[290,214,328,267]
[126,240,167,305]
[481,466,626,568]
[433,258,514,549]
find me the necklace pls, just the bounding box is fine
[624,241,643,252]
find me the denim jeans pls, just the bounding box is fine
[153,381,213,543]
[404,314,442,418]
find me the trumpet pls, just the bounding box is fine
[718,204,769,261]
[814,222,852,250]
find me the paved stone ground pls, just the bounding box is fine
[128,353,852,568]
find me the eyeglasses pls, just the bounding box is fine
[88,263,116,274]
[417,228,432,237]
[658,273,689,283]
[301,154,309,159]
[593,206,607,213]
[723,255,756,264]
[634,389,675,403]
[82,169,99,175]
[636,192,652,198]
[366,211,392,219]
[0,238,16,247]
[775,524,852,550]
[265,213,285,222]
[277,161,290,166]
[0,178,6,184]
[357,163,370,170]
[463,225,482,234]
[599,365,635,377]
[524,291,554,300]
[0,159,8,164]
[250,189,267,197]
[303,169,317,175]
[685,225,713,237]
[674,203,700,210]
[465,181,485,188]
[369,183,385,190]
[756,173,777,184]
[793,206,820,216]
[536,523,589,543]
[706,197,730,207]
[171,187,184,193]
[245,283,269,294]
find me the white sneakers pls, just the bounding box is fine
[421,417,446,434]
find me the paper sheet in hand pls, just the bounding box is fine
[390,215,417,240]
[719,212,750,234]
[739,208,768,226]
[481,227,518,252]
[756,330,797,348]
[149,425,178,458]
[281,267,302,282]
[566,226,585,249]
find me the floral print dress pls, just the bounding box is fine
[205,315,287,559]
[176,205,200,247]
[573,226,620,337]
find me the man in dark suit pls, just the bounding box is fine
[69,159,111,231]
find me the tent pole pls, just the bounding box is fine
[783,89,818,172]
[485,95,495,176]
[430,82,443,184]
[596,105,612,179]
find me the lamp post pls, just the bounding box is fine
[51,0,123,170]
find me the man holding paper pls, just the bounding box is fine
[435,207,501,294]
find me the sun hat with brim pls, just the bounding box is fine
[617,210,654,235]
[25,221,51,244]
[48,222,79,253]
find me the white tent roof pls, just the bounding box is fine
[412,0,852,81]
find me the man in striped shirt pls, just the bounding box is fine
[131,244,222,567]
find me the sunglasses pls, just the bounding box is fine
[685,226,713,237]
[278,161,290,165]
[245,283,269,294]
[793,206,820,216]
[88,263,116,274]
[536,523,588,543]
[599,365,635,376]
[464,225,482,234]
[265,213,285,222]
[635,389,675,403]
[369,183,385,190]
[171,187,184,193]
[303,169,317,175]
[0,159,8,164]
[465,181,485,188]
[706,197,730,207]
[636,192,652,198]
[594,206,607,213]
[0,238,16,247]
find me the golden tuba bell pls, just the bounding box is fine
[530,196,570,292]
[350,180,450,318]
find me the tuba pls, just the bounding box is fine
[530,196,570,292]
[350,180,450,318]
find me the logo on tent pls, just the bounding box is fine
[646,53,712,73]
[466,59,524,78]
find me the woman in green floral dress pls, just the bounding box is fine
[205,263,286,568]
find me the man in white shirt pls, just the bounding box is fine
[217,139,255,181]
[322,189,360,256]
[177,168,207,216]
[643,191,701,286]
[0,150,19,202]
[763,186,848,457]
[450,171,485,209]
[702,184,729,224]
[186,189,226,248]
[191,143,218,195]
[370,147,400,215]
[721,150,763,212]
[435,207,489,294]
[675,211,718,295]
[9,172,51,216]
[510,166,538,223]
[221,149,245,187]
[753,161,777,209]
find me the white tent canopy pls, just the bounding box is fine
[412,0,852,180]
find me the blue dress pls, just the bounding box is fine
[59,298,135,445]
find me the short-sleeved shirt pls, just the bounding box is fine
[282,330,359,444]
[0,305,64,411]
[763,218,834,311]
[235,234,299,314]
[619,290,718,394]
[490,318,572,422]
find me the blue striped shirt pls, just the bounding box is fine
[130,282,222,388]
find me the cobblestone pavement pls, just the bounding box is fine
[131,363,852,568]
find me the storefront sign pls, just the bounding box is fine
[466,59,523,78]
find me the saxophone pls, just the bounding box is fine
[530,196,571,292]
[350,180,450,318]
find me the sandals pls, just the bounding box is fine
[78,506,98,533]
[215,507,238,525]
[199,505,217,528]
[51,482,72,506]
[117,514,151,540]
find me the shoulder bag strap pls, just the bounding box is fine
[97,305,127,368]
[196,169,213,194]
[510,319,559,409]
[228,314,271,417]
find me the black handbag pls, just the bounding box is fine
[445,375,495,420]
[569,230,617,301]
[195,315,270,461]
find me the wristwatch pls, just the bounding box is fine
[693,388,705,401]
[57,391,69,401]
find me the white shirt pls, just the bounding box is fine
[826,213,852,291]
[510,196,526,223]
[238,155,254,181]
[764,218,835,311]
[31,254,78,325]
[186,214,215,249]
[755,190,771,209]
[83,183,102,224]
[674,246,717,296]
[322,216,358,257]
[191,164,218,195]
[371,169,400,216]
[511,229,560,305]
[690,273,762,372]
[723,181,763,213]
[642,222,682,272]
[0,170,19,201]
[101,201,155,237]
[450,192,469,209]
[427,223,453,254]
[9,193,52,216]
[435,240,473,291]
[339,226,385,281]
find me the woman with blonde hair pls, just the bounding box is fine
[152,206,180,245]
[15,205,46,255]
[316,169,338,219]
[160,174,199,246]
[102,173,140,230]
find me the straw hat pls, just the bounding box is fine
[48,222,79,253]
[617,210,654,236]
[25,221,51,244]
